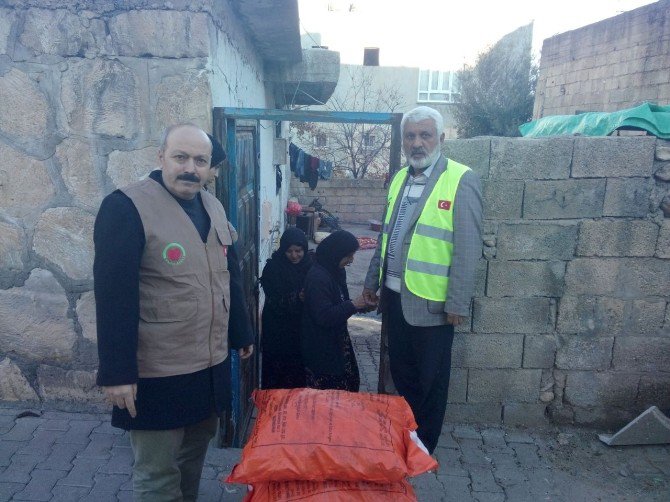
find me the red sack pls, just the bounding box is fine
[226,388,437,484]
[243,479,417,502]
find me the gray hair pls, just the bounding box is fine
[159,122,211,152]
[401,106,444,136]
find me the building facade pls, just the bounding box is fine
[534,0,670,117]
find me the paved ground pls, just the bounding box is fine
[0,224,668,501]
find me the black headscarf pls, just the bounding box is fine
[207,134,227,167]
[260,227,311,296]
[315,230,359,289]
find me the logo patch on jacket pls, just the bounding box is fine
[162,242,186,265]
[438,200,452,210]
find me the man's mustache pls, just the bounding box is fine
[411,148,427,156]
[177,173,201,183]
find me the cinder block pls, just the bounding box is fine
[577,219,659,257]
[442,138,491,179]
[626,299,667,336]
[656,220,670,258]
[473,298,555,334]
[555,335,614,370]
[564,371,639,408]
[447,368,468,404]
[502,403,548,426]
[638,375,670,410]
[490,137,573,179]
[467,369,542,403]
[451,334,523,369]
[523,179,605,219]
[444,403,502,424]
[603,177,653,217]
[474,259,488,298]
[481,180,524,220]
[657,141,670,161]
[613,336,670,372]
[523,335,557,368]
[557,296,625,335]
[573,406,638,428]
[565,258,670,297]
[496,222,578,260]
[487,261,565,297]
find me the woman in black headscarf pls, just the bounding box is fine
[301,230,367,391]
[260,227,312,389]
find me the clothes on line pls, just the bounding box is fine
[289,143,333,189]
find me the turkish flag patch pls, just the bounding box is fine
[438,200,452,210]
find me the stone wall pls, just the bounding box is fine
[533,0,670,117]
[0,0,274,409]
[290,176,388,224]
[442,136,670,427]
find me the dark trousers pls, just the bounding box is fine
[386,288,454,454]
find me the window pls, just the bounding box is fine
[362,132,375,149]
[314,134,327,147]
[418,70,460,103]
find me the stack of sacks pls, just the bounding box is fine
[223,388,438,501]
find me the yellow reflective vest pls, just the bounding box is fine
[380,159,471,301]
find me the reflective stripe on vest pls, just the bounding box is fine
[380,159,471,301]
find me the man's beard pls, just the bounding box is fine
[407,146,441,171]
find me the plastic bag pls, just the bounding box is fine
[285,200,302,216]
[226,388,437,484]
[243,479,417,501]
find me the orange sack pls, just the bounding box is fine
[226,388,437,484]
[243,479,417,502]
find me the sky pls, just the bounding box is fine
[297,0,657,70]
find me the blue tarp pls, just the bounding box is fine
[519,103,670,139]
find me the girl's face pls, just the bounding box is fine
[285,244,305,264]
[338,252,355,268]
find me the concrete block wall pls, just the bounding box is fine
[289,177,388,224]
[442,136,670,427]
[290,136,669,427]
[533,0,670,117]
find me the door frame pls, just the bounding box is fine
[212,107,402,447]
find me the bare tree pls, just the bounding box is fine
[294,67,404,179]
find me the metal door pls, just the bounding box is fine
[214,120,260,447]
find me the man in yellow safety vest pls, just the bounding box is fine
[363,106,483,454]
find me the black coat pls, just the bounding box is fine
[300,262,357,376]
[260,256,308,357]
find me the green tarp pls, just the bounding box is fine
[519,103,670,139]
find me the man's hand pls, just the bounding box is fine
[351,294,368,310]
[447,313,466,326]
[238,345,254,359]
[103,384,137,418]
[362,287,379,307]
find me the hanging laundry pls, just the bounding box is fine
[318,159,333,180]
[299,153,311,183]
[308,155,319,189]
[289,142,332,189]
[289,143,299,174]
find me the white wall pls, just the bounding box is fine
[208,11,290,276]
